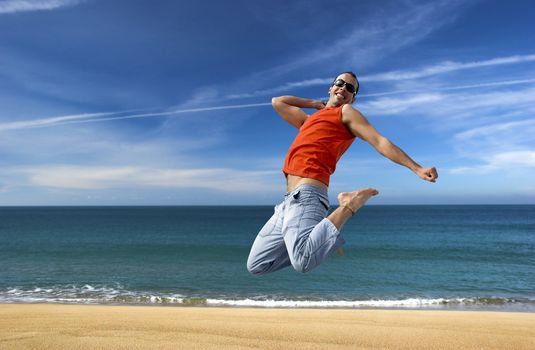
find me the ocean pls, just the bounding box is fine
[1,205,534,311]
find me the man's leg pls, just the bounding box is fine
[283,186,378,273]
[328,188,379,230]
[282,186,342,273]
[246,202,291,275]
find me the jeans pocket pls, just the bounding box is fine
[258,203,281,237]
[318,197,329,211]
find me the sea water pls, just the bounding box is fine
[1,205,534,311]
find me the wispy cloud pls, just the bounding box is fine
[0,111,124,131]
[3,78,533,133]
[449,117,535,176]
[354,79,535,180]
[454,119,535,141]
[359,79,535,98]
[226,54,535,99]
[224,0,473,100]
[362,54,535,82]
[359,93,443,115]
[358,85,535,121]
[225,79,330,100]
[287,1,468,73]
[0,102,271,131]
[0,0,83,14]
[452,117,535,150]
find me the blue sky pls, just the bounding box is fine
[0,0,534,205]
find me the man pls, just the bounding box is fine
[247,71,438,275]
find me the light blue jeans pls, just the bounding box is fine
[247,184,345,274]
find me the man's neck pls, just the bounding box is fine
[325,102,343,108]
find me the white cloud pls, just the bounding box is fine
[353,82,535,180]
[426,87,535,129]
[27,166,136,189]
[450,150,535,174]
[15,165,280,193]
[354,86,535,126]
[0,0,83,14]
[358,93,443,115]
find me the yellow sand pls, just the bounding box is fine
[1,304,535,350]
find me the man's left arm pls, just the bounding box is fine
[342,105,438,183]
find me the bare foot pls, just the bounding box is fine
[337,188,379,214]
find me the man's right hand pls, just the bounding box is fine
[312,100,326,110]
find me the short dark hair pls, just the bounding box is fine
[334,71,360,95]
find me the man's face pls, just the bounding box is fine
[328,73,357,106]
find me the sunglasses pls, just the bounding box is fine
[332,79,358,95]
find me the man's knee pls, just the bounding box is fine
[246,259,270,276]
[291,257,313,274]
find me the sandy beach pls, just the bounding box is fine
[0,304,534,349]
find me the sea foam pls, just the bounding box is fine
[1,285,533,311]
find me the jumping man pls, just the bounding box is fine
[247,71,438,274]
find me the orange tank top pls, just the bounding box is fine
[283,105,355,186]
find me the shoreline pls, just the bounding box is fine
[2,304,535,349]
[2,294,535,313]
[1,301,535,313]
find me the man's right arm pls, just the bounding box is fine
[272,96,325,129]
